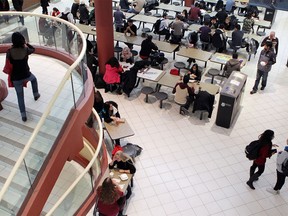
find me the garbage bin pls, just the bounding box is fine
[216,71,247,128]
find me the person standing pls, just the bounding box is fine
[40,0,50,15]
[250,41,276,94]
[246,130,277,190]
[114,6,126,32]
[0,0,10,23]
[12,0,24,25]
[6,32,40,122]
[261,31,279,56]
[267,144,288,195]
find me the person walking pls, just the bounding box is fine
[6,32,40,122]
[12,0,24,25]
[250,41,276,94]
[267,143,288,195]
[246,130,277,190]
[40,0,50,15]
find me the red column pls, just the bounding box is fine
[185,0,194,7]
[94,0,114,75]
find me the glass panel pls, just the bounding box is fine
[51,172,92,216]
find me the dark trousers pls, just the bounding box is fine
[250,162,265,178]
[274,170,287,190]
[158,29,170,40]
[253,69,269,91]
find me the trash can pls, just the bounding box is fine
[216,71,247,128]
[264,7,277,26]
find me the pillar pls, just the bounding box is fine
[94,0,114,75]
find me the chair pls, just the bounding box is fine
[201,41,210,51]
[131,50,138,62]
[153,92,168,108]
[114,46,123,60]
[174,62,186,75]
[207,68,220,84]
[172,2,180,6]
[153,13,162,18]
[141,86,154,103]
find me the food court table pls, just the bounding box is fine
[104,119,135,141]
[131,14,159,29]
[210,52,247,69]
[110,169,133,192]
[177,47,212,68]
[155,3,190,14]
[156,72,220,95]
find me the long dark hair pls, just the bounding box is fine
[12,32,25,48]
[190,63,199,73]
[97,177,120,205]
[258,129,274,146]
[106,57,120,68]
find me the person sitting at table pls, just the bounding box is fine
[139,35,158,60]
[180,9,189,23]
[158,13,171,41]
[228,24,244,51]
[114,6,126,32]
[120,0,131,11]
[212,24,226,53]
[214,0,224,12]
[188,63,202,81]
[97,177,127,216]
[188,2,201,23]
[123,19,137,49]
[103,57,124,94]
[127,0,145,14]
[223,53,241,78]
[215,7,227,24]
[199,21,211,51]
[173,75,195,114]
[170,15,185,44]
[120,47,133,63]
[109,151,136,200]
[78,1,89,25]
[86,39,98,82]
[209,16,218,30]
[242,12,254,34]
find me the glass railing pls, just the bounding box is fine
[45,109,104,215]
[0,12,89,214]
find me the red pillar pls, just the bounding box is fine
[185,0,194,7]
[94,0,114,75]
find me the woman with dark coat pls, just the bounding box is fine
[6,32,40,122]
[247,130,277,190]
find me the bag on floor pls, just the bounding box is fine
[282,158,288,176]
[122,143,143,160]
[245,140,261,160]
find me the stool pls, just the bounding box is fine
[114,46,123,60]
[142,27,151,38]
[131,50,138,61]
[207,68,220,84]
[141,87,154,103]
[173,2,180,6]
[144,12,152,16]
[153,13,162,18]
[174,62,186,74]
[159,58,168,70]
[153,92,168,108]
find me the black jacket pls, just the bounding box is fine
[139,39,158,58]
[193,90,215,118]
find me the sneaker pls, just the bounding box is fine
[34,94,41,101]
[260,86,265,90]
[250,90,257,94]
[266,188,279,195]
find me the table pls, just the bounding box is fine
[110,169,133,192]
[137,67,165,82]
[104,119,135,140]
[131,14,159,29]
[155,3,190,14]
[210,52,247,69]
[177,47,212,68]
[153,40,179,60]
[156,72,220,95]
[188,24,201,32]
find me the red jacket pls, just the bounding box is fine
[103,64,123,84]
[255,144,272,165]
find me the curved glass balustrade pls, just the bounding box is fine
[0,12,98,215]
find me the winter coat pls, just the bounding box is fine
[103,64,123,84]
[223,58,241,78]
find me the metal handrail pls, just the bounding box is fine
[46,109,103,215]
[0,11,87,201]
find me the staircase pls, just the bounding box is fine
[0,101,63,215]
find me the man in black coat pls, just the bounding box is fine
[12,0,24,25]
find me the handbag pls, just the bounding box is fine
[3,57,13,75]
[0,79,8,111]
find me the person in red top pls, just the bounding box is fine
[103,57,123,94]
[97,177,126,216]
[247,130,278,190]
[188,2,201,23]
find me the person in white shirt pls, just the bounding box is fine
[128,0,145,14]
[158,13,171,41]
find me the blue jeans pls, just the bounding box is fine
[253,69,268,91]
[12,73,39,118]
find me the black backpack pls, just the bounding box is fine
[245,140,261,160]
[60,12,70,21]
[282,158,288,176]
[153,19,162,34]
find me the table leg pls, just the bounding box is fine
[134,78,140,88]
[137,21,142,29]
[204,61,207,68]
[211,76,214,84]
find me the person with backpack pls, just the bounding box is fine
[158,13,171,41]
[250,41,276,94]
[212,24,226,53]
[267,144,288,195]
[246,130,278,190]
[139,35,158,59]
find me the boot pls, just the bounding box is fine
[247,173,260,190]
[250,170,259,181]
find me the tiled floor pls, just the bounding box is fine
[1,1,288,215]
